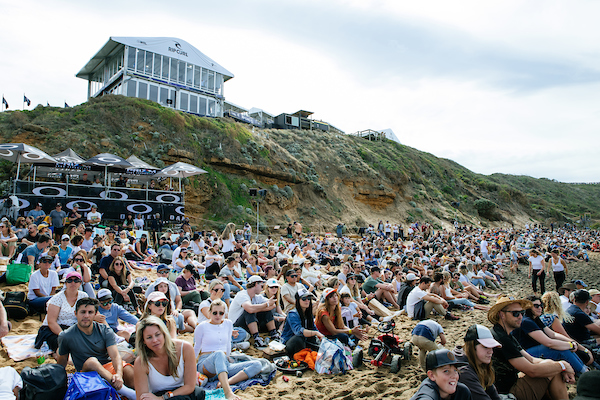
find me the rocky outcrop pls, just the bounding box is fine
[206,157,307,185]
[343,179,397,209]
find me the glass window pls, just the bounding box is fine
[137,82,147,99]
[153,54,161,77]
[180,93,188,111]
[201,69,208,89]
[193,66,200,88]
[186,63,193,86]
[136,50,144,73]
[127,47,136,70]
[170,59,177,83]
[160,87,169,106]
[208,71,215,92]
[215,73,222,95]
[149,85,158,102]
[145,52,152,75]
[208,99,216,116]
[189,95,198,113]
[178,61,185,83]
[162,57,169,80]
[199,97,207,115]
[127,80,137,97]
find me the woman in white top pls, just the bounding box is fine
[220,223,236,259]
[134,316,203,400]
[194,300,262,400]
[528,248,547,294]
[549,249,568,291]
[0,222,17,258]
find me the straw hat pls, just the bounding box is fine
[488,295,533,324]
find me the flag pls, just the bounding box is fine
[64,102,70,108]
[1,97,8,109]
[23,95,30,106]
[46,102,49,106]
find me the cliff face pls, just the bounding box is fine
[1,95,599,232]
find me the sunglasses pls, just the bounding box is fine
[532,304,543,309]
[151,300,169,308]
[300,296,312,301]
[157,270,169,274]
[74,258,84,262]
[114,263,124,266]
[62,238,70,241]
[212,288,225,293]
[289,275,298,278]
[212,311,225,316]
[101,300,113,306]
[66,278,82,283]
[503,310,526,317]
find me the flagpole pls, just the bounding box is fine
[23,93,24,111]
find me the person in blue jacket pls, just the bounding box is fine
[96,288,139,342]
[281,287,324,357]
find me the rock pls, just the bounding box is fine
[168,148,195,160]
[22,124,49,134]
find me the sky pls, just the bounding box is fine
[1,0,600,183]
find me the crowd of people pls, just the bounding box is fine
[2,207,600,400]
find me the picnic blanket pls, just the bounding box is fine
[1,334,51,362]
[204,353,276,392]
[204,389,227,400]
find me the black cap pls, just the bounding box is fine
[156,264,170,272]
[285,269,297,277]
[38,255,54,263]
[425,349,468,371]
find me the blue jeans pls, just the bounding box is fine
[232,328,249,344]
[29,296,51,313]
[526,344,587,374]
[197,351,262,380]
[448,298,475,308]
[470,278,486,288]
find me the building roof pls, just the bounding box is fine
[76,37,234,81]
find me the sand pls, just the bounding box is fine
[3,254,599,399]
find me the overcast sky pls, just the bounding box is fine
[1,0,599,182]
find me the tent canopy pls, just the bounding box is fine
[84,153,133,168]
[53,148,86,164]
[0,143,56,164]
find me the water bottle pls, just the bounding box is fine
[37,341,49,365]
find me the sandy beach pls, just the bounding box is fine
[2,254,598,399]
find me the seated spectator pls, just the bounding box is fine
[35,271,88,351]
[281,269,312,313]
[27,255,59,313]
[397,272,419,311]
[0,366,22,400]
[228,276,279,348]
[21,234,51,266]
[244,254,263,279]
[489,295,574,400]
[175,265,204,308]
[96,289,138,341]
[262,278,286,324]
[559,283,577,310]
[21,223,40,246]
[87,205,102,226]
[361,266,400,309]
[135,234,152,261]
[281,287,322,357]
[63,250,95,298]
[141,292,177,338]
[220,256,244,293]
[0,303,10,338]
[410,349,470,400]
[57,298,136,400]
[406,277,459,321]
[80,227,94,252]
[122,214,134,230]
[563,289,600,349]
[98,243,121,288]
[27,202,46,225]
[151,277,198,334]
[0,222,17,259]
[134,316,204,400]
[57,234,73,267]
[454,324,501,400]
[315,288,366,347]
[411,319,446,371]
[107,256,139,313]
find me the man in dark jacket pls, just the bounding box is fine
[410,349,471,400]
[398,272,419,311]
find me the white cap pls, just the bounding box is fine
[97,289,113,300]
[406,273,418,281]
[61,234,70,241]
[248,275,264,284]
[266,278,280,287]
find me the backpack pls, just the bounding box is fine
[6,263,32,285]
[20,364,67,400]
[64,372,119,400]
[3,291,30,319]
[315,338,354,374]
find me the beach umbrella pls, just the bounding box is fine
[0,143,57,193]
[83,153,133,187]
[126,155,159,171]
[155,162,207,192]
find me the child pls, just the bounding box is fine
[410,349,471,400]
[46,246,63,275]
[411,319,446,371]
[340,293,360,328]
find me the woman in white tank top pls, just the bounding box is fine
[134,316,203,400]
[549,248,568,291]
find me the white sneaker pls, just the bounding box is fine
[234,341,250,351]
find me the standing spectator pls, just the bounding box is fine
[411,319,446,371]
[87,205,102,226]
[48,202,67,242]
[27,203,46,225]
[549,249,568,291]
[27,255,60,313]
[133,214,144,230]
[243,222,252,241]
[68,203,84,226]
[528,249,547,295]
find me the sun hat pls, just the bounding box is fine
[266,278,280,288]
[322,288,337,300]
[425,349,468,371]
[145,291,168,308]
[405,273,418,281]
[559,283,577,292]
[297,287,315,300]
[65,271,82,281]
[464,324,502,348]
[574,370,600,400]
[588,289,600,296]
[97,289,113,301]
[248,275,264,284]
[488,295,533,324]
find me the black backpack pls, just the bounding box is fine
[20,364,67,400]
[3,291,29,319]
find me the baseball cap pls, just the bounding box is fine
[145,291,168,308]
[425,349,468,371]
[36,202,42,207]
[156,264,170,272]
[285,269,298,277]
[97,289,113,301]
[266,278,280,288]
[574,280,588,287]
[65,271,82,281]
[61,234,70,241]
[248,275,264,284]
[297,287,315,300]
[464,324,502,348]
[322,288,337,300]
[38,255,54,263]
[405,273,418,281]
[155,277,170,286]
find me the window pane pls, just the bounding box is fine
[145,52,152,75]
[170,60,177,82]
[160,87,169,106]
[127,80,137,97]
[162,57,169,80]
[201,69,208,89]
[199,97,207,115]
[208,71,215,91]
[153,54,161,77]
[149,85,158,102]
[137,82,147,99]
[180,93,188,111]
[178,62,185,83]
[127,47,136,70]
[194,66,200,88]
[215,73,222,95]
[136,50,144,73]
[208,99,215,116]
[186,63,193,86]
[189,95,197,113]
